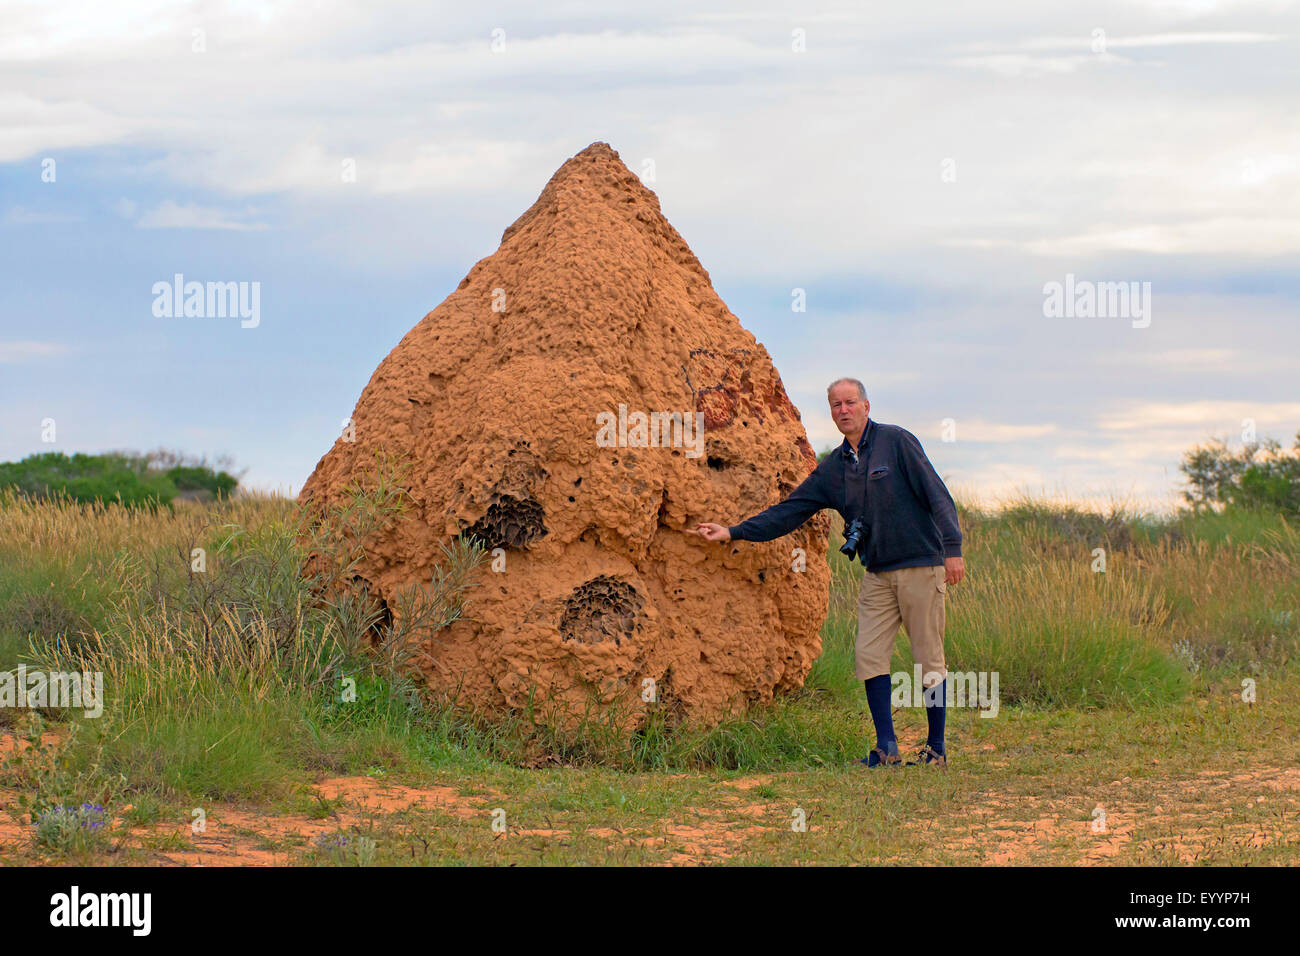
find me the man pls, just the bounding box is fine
[690,377,964,768]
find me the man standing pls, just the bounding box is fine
[690,378,964,768]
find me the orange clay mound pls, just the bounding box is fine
[299,142,829,729]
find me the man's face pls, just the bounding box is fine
[828,383,869,438]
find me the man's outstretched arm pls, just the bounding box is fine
[690,468,831,543]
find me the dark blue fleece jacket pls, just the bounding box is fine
[727,419,962,573]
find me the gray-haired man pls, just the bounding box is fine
[691,378,964,767]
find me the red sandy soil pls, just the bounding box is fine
[5,732,1293,866]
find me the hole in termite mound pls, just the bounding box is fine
[462,494,548,550]
[559,576,643,646]
[350,575,394,641]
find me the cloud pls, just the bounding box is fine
[136,201,268,231]
[1053,437,1200,462]
[0,341,71,363]
[950,52,1131,76]
[2,0,1296,511]
[1089,31,1282,48]
[0,91,130,163]
[1097,401,1300,432]
[1011,220,1300,257]
[1,1,1295,277]
[4,205,82,223]
[106,197,137,219]
[927,419,1059,443]
[1113,348,1239,369]
[957,31,1284,52]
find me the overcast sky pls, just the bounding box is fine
[2,0,1297,511]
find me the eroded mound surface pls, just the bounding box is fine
[300,142,829,728]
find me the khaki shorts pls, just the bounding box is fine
[855,564,947,685]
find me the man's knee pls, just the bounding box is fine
[854,625,896,681]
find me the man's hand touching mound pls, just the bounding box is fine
[689,522,731,542]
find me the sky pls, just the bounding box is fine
[1,0,1297,512]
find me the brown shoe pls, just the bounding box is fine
[852,745,902,769]
[907,744,947,768]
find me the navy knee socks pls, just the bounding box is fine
[863,676,896,750]
[924,679,946,755]
[864,676,947,756]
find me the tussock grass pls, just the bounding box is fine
[1,459,485,804]
[2,478,1296,810]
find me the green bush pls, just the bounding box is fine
[166,465,238,497]
[1181,432,1300,514]
[0,450,239,508]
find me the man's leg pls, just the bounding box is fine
[897,565,948,759]
[856,569,903,764]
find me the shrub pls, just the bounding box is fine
[0,450,240,508]
[312,832,378,866]
[1181,433,1300,514]
[166,465,239,498]
[32,802,111,853]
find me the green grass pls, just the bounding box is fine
[1,483,1297,865]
